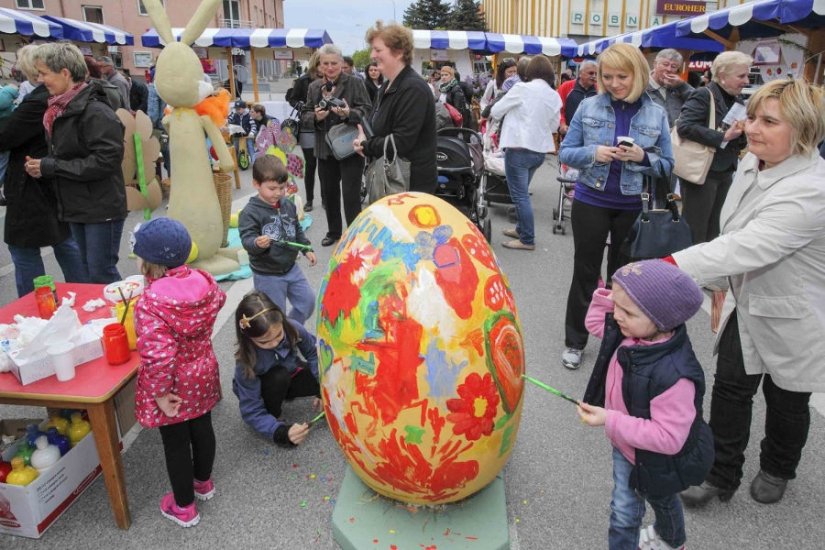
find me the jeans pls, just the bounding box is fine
[158,412,216,507]
[8,238,86,297]
[503,148,546,245]
[680,170,733,244]
[706,313,811,490]
[260,365,320,419]
[69,219,125,284]
[609,448,686,550]
[317,155,364,239]
[253,265,316,325]
[564,200,639,349]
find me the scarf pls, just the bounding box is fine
[43,82,87,137]
[439,78,459,94]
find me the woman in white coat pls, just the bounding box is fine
[672,79,825,506]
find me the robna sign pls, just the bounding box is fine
[656,0,707,16]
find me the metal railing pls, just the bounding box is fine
[219,18,253,29]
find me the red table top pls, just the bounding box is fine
[0,283,139,403]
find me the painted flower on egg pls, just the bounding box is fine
[317,192,525,504]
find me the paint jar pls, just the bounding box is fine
[35,286,57,319]
[114,301,137,350]
[33,274,58,303]
[102,323,131,365]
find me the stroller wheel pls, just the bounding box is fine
[552,207,559,221]
[482,217,492,243]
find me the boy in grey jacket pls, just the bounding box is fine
[239,156,317,324]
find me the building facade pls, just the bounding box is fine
[1,0,284,80]
[481,0,747,40]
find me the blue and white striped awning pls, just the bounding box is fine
[0,7,62,38]
[485,33,578,57]
[412,30,487,51]
[676,0,825,40]
[226,28,331,49]
[43,15,133,45]
[142,27,332,49]
[576,20,725,56]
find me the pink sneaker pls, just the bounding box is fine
[193,478,215,501]
[159,492,200,527]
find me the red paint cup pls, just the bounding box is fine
[102,323,130,365]
[35,286,57,319]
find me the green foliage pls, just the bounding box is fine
[449,0,487,31]
[351,48,372,71]
[403,0,451,29]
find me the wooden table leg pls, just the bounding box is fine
[87,401,131,529]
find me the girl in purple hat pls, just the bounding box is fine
[577,259,712,550]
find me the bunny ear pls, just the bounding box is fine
[181,0,222,46]
[142,0,174,45]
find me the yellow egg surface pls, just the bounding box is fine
[317,192,525,505]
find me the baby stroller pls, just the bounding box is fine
[552,166,578,235]
[481,120,512,205]
[435,127,492,242]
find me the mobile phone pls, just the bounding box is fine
[618,140,634,148]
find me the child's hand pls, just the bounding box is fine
[155,393,182,418]
[306,251,317,266]
[577,401,607,426]
[288,422,310,445]
[255,235,271,249]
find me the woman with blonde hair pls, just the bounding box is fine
[676,51,752,244]
[674,78,825,507]
[558,42,673,370]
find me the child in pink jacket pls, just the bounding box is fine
[577,260,713,550]
[132,218,226,528]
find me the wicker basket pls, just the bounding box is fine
[213,172,233,247]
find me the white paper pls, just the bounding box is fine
[722,102,748,126]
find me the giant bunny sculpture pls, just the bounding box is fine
[143,0,239,274]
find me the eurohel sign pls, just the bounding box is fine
[656,0,707,16]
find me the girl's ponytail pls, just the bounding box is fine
[234,291,297,378]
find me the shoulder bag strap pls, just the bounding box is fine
[383,134,397,164]
[707,86,717,130]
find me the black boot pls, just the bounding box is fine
[679,481,736,507]
[750,470,788,504]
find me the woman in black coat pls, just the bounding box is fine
[364,61,384,104]
[0,45,84,297]
[676,51,751,244]
[354,22,437,194]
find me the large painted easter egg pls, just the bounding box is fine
[317,192,525,505]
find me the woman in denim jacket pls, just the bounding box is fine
[559,43,674,370]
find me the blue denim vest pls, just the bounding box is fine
[559,93,674,195]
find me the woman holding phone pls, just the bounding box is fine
[558,43,673,370]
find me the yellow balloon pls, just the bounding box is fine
[186,241,199,264]
[230,211,240,228]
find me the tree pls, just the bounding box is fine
[449,0,487,31]
[351,48,372,71]
[403,0,450,29]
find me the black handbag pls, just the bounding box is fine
[622,177,693,260]
[280,102,302,138]
[325,122,360,160]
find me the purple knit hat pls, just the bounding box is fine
[611,260,703,331]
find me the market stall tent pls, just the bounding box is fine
[575,19,725,56]
[0,7,62,78]
[412,30,488,78]
[485,33,578,57]
[42,15,133,45]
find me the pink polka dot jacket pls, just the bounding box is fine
[134,265,227,429]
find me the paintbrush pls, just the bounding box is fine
[309,411,325,426]
[521,374,579,405]
[277,240,313,251]
[117,287,129,324]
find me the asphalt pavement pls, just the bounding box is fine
[1,85,824,548]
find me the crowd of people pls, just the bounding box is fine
[1,25,824,548]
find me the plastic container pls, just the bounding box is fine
[102,323,131,365]
[114,301,137,350]
[35,286,56,319]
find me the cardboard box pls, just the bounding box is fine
[0,425,101,538]
[7,326,103,385]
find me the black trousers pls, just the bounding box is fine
[302,146,319,205]
[260,365,320,419]
[564,200,639,350]
[706,314,811,490]
[680,170,733,244]
[158,412,215,507]
[317,155,364,239]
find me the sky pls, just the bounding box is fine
[284,0,415,55]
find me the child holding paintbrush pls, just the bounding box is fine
[577,260,713,550]
[239,155,317,325]
[233,291,322,447]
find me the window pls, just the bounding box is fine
[222,0,240,28]
[16,0,45,9]
[138,0,164,16]
[82,6,105,24]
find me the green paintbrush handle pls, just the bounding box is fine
[521,375,579,404]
